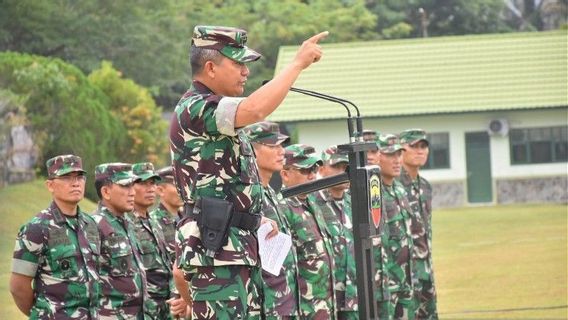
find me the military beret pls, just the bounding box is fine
[95,163,140,186]
[244,121,289,145]
[399,129,429,146]
[46,154,86,179]
[132,162,161,182]
[377,134,404,154]
[284,144,322,169]
[192,25,262,63]
[321,145,349,166]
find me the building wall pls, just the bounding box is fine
[293,108,568,206]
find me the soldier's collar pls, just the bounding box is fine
[191,80,214,95]
[49,201,82,225]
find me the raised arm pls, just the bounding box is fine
[234,31,329,127]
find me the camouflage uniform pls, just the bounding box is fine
[129,163,175,320]
[378,135,416,320]
[244,121,299,319]
[399,130,437,320]
[281,144,336,320]
[11,155,100,319]
[149,166,184,266]
[91,163,148,320]
[362,131,392,319]
[170,26,263,319]
[314,146,358,320]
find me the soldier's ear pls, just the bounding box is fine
[45,179,54,192]
[101,185,112,200]
[203,60,217,79]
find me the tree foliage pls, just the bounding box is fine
[88,61,169,165]
[0,52,128,199]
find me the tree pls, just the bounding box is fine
[0,52,128,199]
[88,61,169,165]
[366,0,514,38]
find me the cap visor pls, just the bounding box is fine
[137,173,161,182]
[56,168,87,177]
[295,156,323,169]
[221,46,262,63]
[115,177,140,186]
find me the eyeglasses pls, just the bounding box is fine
[291,166,318,175]
[53,175,86,183]
[257,142,282,149]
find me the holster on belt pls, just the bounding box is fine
[196,197,233,258]
[189,196,262,258]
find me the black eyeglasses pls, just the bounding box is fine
[292,166,318,175]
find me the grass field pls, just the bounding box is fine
[1,180,566,319]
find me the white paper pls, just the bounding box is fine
[257,222,292,276]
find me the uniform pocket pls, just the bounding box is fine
[49,246,80,279]
[109,245,135,277]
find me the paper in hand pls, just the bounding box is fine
[257,222,292,276]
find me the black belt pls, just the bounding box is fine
[184,201,261,231]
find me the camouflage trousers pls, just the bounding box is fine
[377,299,393,320]
[390,290,415,320]
[414,279,437,320]
[190,265,262,320]
[264,316,298,320]
[338,310,359,320]
[145,297,173,320]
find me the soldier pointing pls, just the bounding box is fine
[170,26,328,319]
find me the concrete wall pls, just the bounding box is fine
[292,108,568,206]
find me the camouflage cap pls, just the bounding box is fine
[244,121,289,145]
[156,166,175,184]
[321,145,349,166]
[46,154,86,179]
[399,128,429,146]
[192,25,262,63]
[132,162,161,182]
[377,133,404,154]
[284,144,322,169]
[95,163,140,186]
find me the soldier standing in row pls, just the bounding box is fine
[10,155,100,319]
[399,129,437,319]
[245,121,300,319]
[314,146,358,320]
[377,134,416,319]
[170,25,327,319]
[150,166,184,266]
[92,163,148,319]
[130,162,187,319]
[362,130,392,318]
[280,144,336,319]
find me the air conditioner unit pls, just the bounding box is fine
[487,119,509,136]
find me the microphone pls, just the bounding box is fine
[262,80,361,140]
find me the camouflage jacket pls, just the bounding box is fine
[282,195,336,320]
[381,181,415,294]
[260,185,299,317]
[127,212,174,300]
[313,189,358,312]
[398,169,434,282]
[149,203,182,266]
[12,201,100,319]
[92,204,147,319]
[170,80,262,269]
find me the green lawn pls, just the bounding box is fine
[0,181,566,319]
[0,180,97,320]
[434,204,567,319]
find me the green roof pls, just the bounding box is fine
[269,30,567,122]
